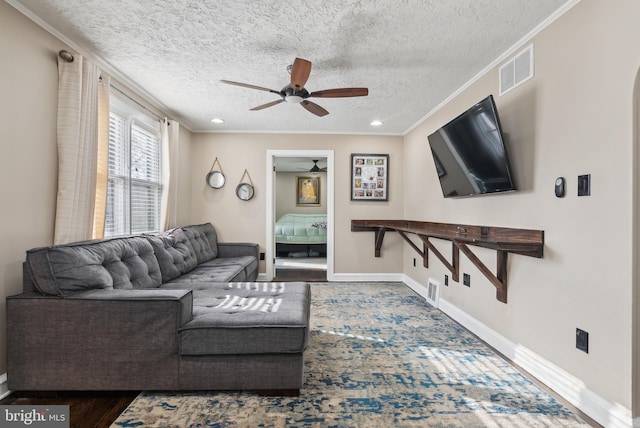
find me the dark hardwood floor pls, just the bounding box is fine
[0,269,324,427]
[273,268,327,282]
[0,391,138,428]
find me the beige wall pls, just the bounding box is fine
[189,133,404,274]
[403,0,639,412]
[275,172,327,220]
[0,1,62,374]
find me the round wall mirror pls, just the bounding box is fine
[235,183,255,201]
[206,171,226,189]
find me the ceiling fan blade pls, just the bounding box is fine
[250,99,284,111]
[290,58,312,89]
[300,100,329,117]
[310,88,369,98]
[221,80,281,95]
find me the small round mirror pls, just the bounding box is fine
[236,183,255,201]
[206,171,226,189]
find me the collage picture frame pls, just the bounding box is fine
[350,153,389,201]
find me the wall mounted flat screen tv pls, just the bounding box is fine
[427,95,516,198]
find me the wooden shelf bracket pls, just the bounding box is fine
[351,219,544,304]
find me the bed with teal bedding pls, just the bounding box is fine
[275,214,327,256]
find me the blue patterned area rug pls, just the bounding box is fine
[111,282,591,427]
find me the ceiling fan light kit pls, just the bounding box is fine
[221,57,368,117]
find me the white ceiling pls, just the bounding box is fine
[9,0,572,135]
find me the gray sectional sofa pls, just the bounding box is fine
[7,223,311,393]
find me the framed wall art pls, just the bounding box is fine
[351,153,389,201]
[296,176,321,206]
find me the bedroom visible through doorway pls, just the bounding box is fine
[266,150,334,282]
[274,157,327,281]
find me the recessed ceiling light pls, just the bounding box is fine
[211,118,224,124]
[370,120,383,126]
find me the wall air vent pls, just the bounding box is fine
[499,44,534,96]
[426,278,440,308]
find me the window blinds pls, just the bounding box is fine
[105,107,161,237]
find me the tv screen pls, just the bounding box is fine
[427,95,516,198]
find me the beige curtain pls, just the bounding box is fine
[163,119,180,230]
[93,75,110,239]
[160,118,170,230]
[54,54,109,244]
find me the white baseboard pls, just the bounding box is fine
[0,373,10,400]
[260,272,405,283]
[402,274,634,428]
[329,273,404,282]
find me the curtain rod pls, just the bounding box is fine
[58,50,167,123]
[110,85,165,122]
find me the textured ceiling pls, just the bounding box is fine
[9,0,572,134]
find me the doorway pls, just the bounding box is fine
[266,150,334,281]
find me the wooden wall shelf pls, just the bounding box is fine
[351,219,544,303]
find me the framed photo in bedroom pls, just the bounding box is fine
[351,153,389,201]
[296,176,321,207]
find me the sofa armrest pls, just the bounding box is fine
[217,242,259,260]
[7,289,193,390]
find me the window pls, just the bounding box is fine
[105,96,162,237]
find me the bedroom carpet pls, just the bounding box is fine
[111,282,592,427]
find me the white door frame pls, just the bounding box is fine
[265,149,334,281]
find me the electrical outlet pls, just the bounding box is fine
[463,273,471,287]
[576,328,589,353]
[444,275,449,286]
[259,252,265,261]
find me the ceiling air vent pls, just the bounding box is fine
[499,44,534,96]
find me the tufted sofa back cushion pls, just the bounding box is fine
[181,223,218,264]
[146,228,198,282]
[26,236,162,297]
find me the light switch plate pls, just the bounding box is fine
[576,328,589,353]
[578,174,590,196]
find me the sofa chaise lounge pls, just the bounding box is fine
[7,223,311,393]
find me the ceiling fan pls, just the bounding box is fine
[298,159,327,173]
[221,57,368,117]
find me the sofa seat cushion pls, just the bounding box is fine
[178,282,310,356]
[198,256,258,281]
[161,256,257,285]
